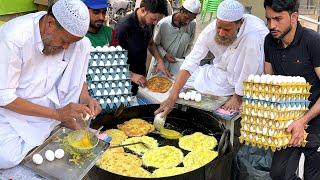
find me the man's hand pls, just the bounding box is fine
[156,60,172,78]
[287,119,307,146]
[80,97,101,118]
[130,72,147,87]
[221,94,242,112]
[164,53,176,63]
[154,96,177,117]
[55,103,92,130]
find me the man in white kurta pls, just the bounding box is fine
[147,0,200,78]
[0,0,100,169]
[155,0,269,116]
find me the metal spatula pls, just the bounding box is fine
[153,113,167,131]
[109,141,150,149]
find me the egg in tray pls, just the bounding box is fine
[240,74,309,152]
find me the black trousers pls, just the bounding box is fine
[270,134,320,180]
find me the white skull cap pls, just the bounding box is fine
[217,0,244,22]
[52,0,90,37]
[182,0,201,14]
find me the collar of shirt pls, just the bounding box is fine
[33,12,47,54]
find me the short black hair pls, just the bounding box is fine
[264,0,299,13]
[140,0,168,16]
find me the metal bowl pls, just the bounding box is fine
[66,130,99,154]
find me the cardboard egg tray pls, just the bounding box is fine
[243,81,311,94]
[241,115,293,129]
[242,107,307,121]
[243,92,310,102]
[243,98,310,111]
[239,130,307,152]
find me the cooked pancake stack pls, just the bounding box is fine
[240,74,310,151]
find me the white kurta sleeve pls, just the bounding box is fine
[234,34,264,96]
[180,24,210,74]
[0,39,22,106]
[154,23,167,58]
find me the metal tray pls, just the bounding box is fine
[23,127,108,180]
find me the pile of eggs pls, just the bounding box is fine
[178,90,202,102]
[32,149,65,165]
[239,74,309,151]
[87,45,133,110]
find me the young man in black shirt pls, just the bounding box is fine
[264,0,320,179]
[115,0,171,95]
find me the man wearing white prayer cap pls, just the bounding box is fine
[0,0,101,169]
[155,0,269,116]
[147,0,201,78]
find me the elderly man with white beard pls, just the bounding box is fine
[0,0,101,169]
[155,0,269,116]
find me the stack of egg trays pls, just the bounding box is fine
[87,49,133,110]
[243,81,311,94]
[240,84,310,151]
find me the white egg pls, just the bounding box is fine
[107,98,112,104]
[109,46,116,51]
[92,61,98,67]
[45,150,55,161]
[127,96,132,101]
[120,60,125,65]
[83,113,90,121]
[113,97,119,103]
[96,46,103,51]
[247,74,255,82]
[101,54,106,59]
[109,68,114,73]
[109,89,115,95]
[121,54,126,58]
[104,83,109,88]
[107,54,112,59]
[96,90,102,96]
[112,83,116,87]
[99,99,104,104]
[190,91,197,101]
[114,54,119,59]
[116,68,121,73]
[260,75,267,83]
[102,46,109,52]
[253,75,260,83]
[103,90,108,95]
[112,60,118,66]
[99,61,104,66]
[101,75,106,81]
[54,149,65,159]
[195,93,202,102]
[107,75,113,80]
[123,68,128,72]
[116,89,122,95]
[90,46,96,52]
[95,69,101,74]
[102,68,108,73]
[178,92,185,99]
[122,74,127,79]
[125,81,130,86]
[124,88,129,94]
[120,96,125,102]
[88,69,94,74]
[114,74,120,80]
[116,45,122,51]
[184,92,191,101]
[93,75,99,81]
[106,60,111,66]
[93,54,99,59]
[118,82,123,87]
[32,154,43,165]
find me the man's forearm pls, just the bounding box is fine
[300,97,320,124]
[169,70,191,100]
[3,97,58,120]
[79,82,90,102]
[148,40,163,62]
